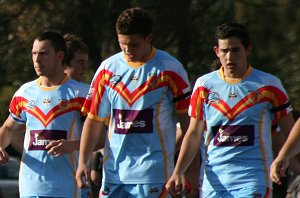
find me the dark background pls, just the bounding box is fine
[1,0,300,138]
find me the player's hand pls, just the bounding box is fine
[165,173,183,197]
[46,139,78,157]
[76,164,90,189]
[0,147,9,164]
[270,157,289,185]
[182,172,199,197]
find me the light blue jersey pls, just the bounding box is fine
[189,66,292,197]
[83,48,191,185]
[9,76,88,198]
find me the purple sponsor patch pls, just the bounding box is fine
[28,130,67,150]
[113,109,153,134]
[212,125,254,146]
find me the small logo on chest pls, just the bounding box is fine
[43,97,51,104]
[228,92,237,99]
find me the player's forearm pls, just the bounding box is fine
[0,119,19,149]
[0,128,10,149]
[79,118,105,165]
[277,118,300,161]
[174,129,202,175]
[70,139,80,151]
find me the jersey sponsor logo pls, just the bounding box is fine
[43,97,51,105]
[28,130,67,150]
[113,109,153,134]
[131,75,139,81]
[212,125,254,146]
[207,92,220,104]
[228,92,237,99]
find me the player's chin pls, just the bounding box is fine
[35,71,44,76]
[125,55,136,62]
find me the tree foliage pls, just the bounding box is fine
[0,0,300,123]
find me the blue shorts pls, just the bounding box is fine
[202,186,271,198]
[99,182,171,198]
[21,190,90,198]
[21,197,65,198]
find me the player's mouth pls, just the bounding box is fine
[125,54,135,61]
[227,63,235,68]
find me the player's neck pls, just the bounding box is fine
[140,45,152,62]
[223,65,248,79]
[39,73,66,87]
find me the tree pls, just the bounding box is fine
[0,0,300,125]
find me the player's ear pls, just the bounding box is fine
[246,44,252,55]
[57,51,65,63]
[145,33,153,44]
[214,46,220,57]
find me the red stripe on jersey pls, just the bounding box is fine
[10,96,85,127]
[86,69,190,117]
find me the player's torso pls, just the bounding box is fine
[100,52,188,183]
[14,79,87,197]
[201,70,276,190]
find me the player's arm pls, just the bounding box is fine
[10,131,25,154]
[176,113,200,196]
[90,148,104,187]
[76,117,106,188]
[271,113,298,184]
[0,116,25,163]
[176,113,189,152]
[166,117,205,197]
[278,112,295,139]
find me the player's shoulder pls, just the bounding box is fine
[250,67,282,85]
[64,79,89,96]
[194,70,219,87]
[151,49,187,75]
[14,79,38,96]
[101,52,123,67]
[155,49,182,65]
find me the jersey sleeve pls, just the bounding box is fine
[169,70,191,114]
[82,64,111,121]
[263,76,292,120]
[188,76,209,120]
[165,59,191,114]
[8,85,29,124]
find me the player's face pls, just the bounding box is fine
[32,39,64,77]
[64,52,89,82]
[214,37,251,78]
[118,34,153,62]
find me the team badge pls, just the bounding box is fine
[27,100,36,109]
[58,99,69,110]
[109,75,122,85]
[207,92,220,104]
[248,91,260,104]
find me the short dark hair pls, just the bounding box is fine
[63,34,89,66]
[116,7,153,38]
[36,30,66,53]
[215,22,251,48]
